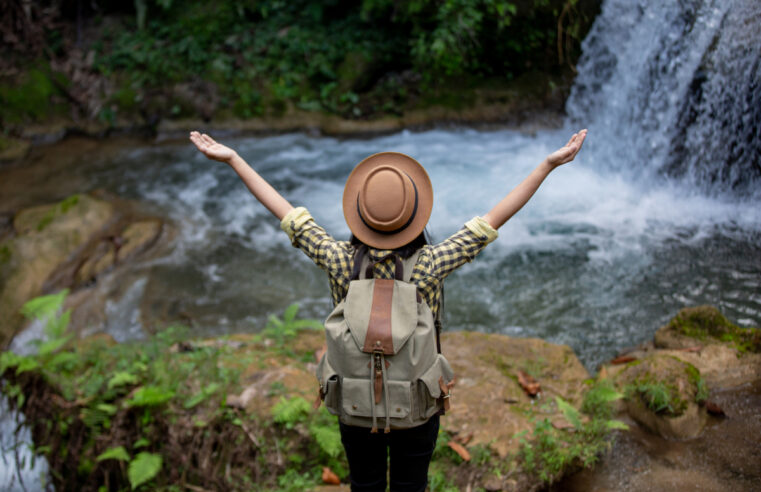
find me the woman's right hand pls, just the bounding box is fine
[189,131,236,163]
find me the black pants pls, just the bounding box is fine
[338,415,440,492]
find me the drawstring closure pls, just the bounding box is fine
[369,353,378,433]
[380,353,390,433]
[369,352,391,433]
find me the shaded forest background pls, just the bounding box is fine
[1,0,599,133]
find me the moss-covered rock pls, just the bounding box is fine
[607,355,708,439]
[652,306,761,388]
[655,305,761,354]
[0,65,69,125]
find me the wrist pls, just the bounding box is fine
[226,151,240,166]
[539,158,555,174]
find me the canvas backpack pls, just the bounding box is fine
[315,246,455,433]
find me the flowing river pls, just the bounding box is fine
[2,0,760,489]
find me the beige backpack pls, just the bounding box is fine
[316,247,454,432]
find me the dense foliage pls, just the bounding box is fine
[1,0,599,124]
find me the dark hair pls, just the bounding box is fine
[349,228,431,259]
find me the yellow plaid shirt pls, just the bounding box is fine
[280,207,498,320]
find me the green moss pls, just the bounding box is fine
[521,356,547,379]
[0,134,13,151]
[111,86,139,112]
[36,194,81,231]
[668,306,761,354]
[0,64,68,124]
[0,244,11,265]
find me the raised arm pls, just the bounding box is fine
[189,131,294,220]
[483,129,587,229]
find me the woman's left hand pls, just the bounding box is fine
[545,129,587,168]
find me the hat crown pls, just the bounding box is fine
[343,152,432,250]
[358,166,416,232]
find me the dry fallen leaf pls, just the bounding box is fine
[517,370,541,397]
[447,441,471,461]
[315,344,327,362]
[610,355,637,365]
[677,346,703,353]
[454,431,474,446]
[551,418,575,430]
[322,466,340,485]
[705,400,725,417]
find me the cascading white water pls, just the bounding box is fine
[566,0,761,195]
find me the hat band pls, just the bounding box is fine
[356,173,419,236]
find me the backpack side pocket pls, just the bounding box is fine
[417,354,455,419]
[316,354,340,415]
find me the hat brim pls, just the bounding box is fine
[343,152,433,250]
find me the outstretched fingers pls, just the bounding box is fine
[201,133,217,147]
[564,132,578,148]
[189,131,206,151]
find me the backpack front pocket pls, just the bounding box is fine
[341,377,411,419]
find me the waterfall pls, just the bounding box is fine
[566,0,761,196]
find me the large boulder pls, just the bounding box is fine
[0,194,113,346]
[0,193,166,347]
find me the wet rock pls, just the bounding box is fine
[0,193,168,346]
[0,194,113,346]
[116,219,162,262]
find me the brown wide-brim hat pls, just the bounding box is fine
[343,152,433,250]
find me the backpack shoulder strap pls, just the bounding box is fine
[349,245,368,281]
[401,250,421,282]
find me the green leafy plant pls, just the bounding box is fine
[626,380,682,415]
[271,396,347,478]
[261,303,323,348]
[96,445,131,462]
[519,381,627,485]
[685,364,709,404]
[128,451,162,489]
